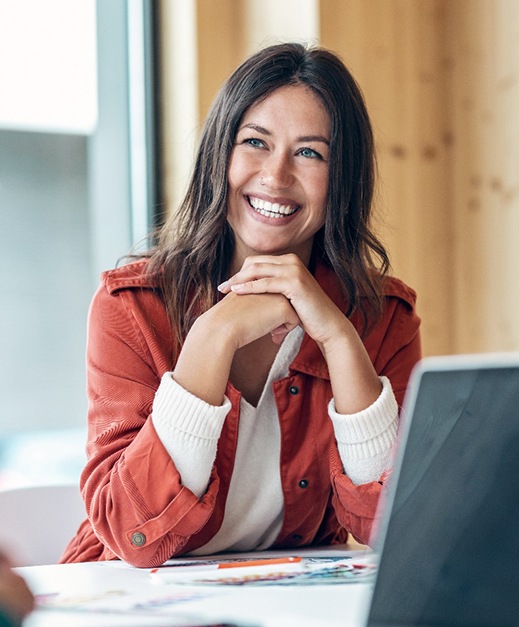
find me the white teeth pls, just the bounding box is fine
[248,196,298,218]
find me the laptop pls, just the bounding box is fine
[364,352,519,627]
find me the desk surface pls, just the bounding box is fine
[17,547,374,627]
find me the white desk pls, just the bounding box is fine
[17,548,374,627]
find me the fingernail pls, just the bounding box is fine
[217,281,229,292]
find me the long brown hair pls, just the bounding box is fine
[149,42,390,344]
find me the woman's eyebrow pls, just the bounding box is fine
[240,123,329,145]
[298,135,330,145]
[240,123,270,135]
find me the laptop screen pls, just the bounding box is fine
[367,355,519,627]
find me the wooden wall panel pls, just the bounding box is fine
[320,0,453,356]
[447,0,519,353]
[196,1,246,122]
[320,0,519,355]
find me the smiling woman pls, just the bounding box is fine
[61,43,422,569]
[227,85,330,268]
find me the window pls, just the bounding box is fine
[0,0,159,487]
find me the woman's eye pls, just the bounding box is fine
[298,147,322,159]
[244,138,265,148]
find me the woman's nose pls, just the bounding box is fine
[261,152,294,190]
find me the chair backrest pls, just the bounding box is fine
[0,483,86,566]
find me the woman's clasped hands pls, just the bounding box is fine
[218,253,348,348]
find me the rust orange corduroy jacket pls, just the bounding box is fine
[61,258,421,567]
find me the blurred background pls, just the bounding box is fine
[1,0,518,488]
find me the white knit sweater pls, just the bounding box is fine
[152,327,398,554]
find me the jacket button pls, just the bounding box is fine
[131,532,146,547]
[298,479,309,489]
[292,534,303,541]
[289,385,299,395]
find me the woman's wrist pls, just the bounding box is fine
[321,321,382,414]
[173,312,237,405]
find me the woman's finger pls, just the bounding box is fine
[218,254,301,293]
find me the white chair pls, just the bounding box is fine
[0,483,86,566]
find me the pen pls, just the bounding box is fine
[215,556,302,570]
[150,556,302,578]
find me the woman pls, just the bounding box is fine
[62,43,421,568]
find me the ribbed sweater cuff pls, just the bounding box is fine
[153,373,230,443]
[329,376,399,485]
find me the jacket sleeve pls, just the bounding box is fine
[80,282,223,567]
[329,290,422,546]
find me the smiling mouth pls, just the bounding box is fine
[247,196,300,218]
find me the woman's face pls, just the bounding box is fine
[227,84,331,270]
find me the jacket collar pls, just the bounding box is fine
[102,258,338,381]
